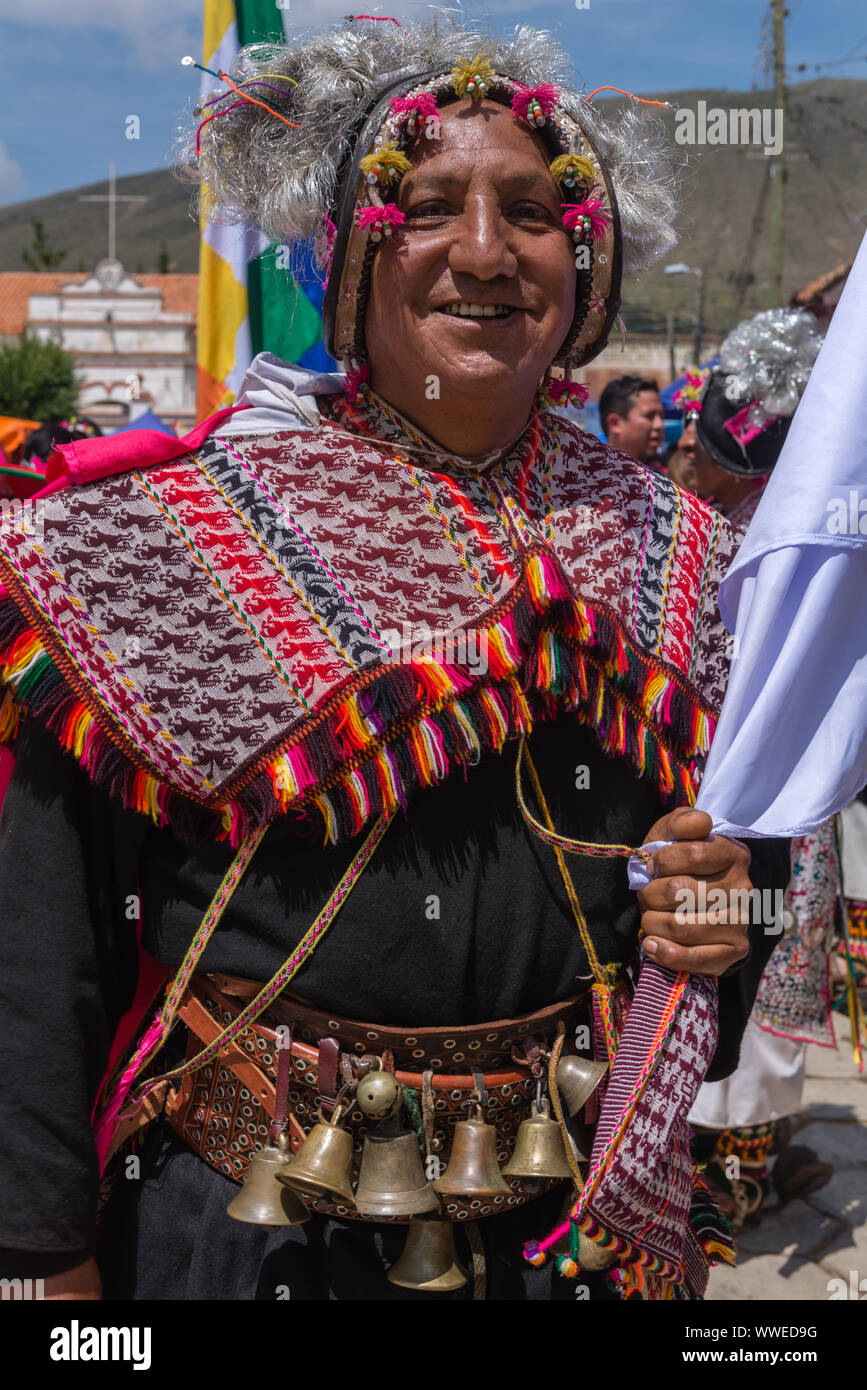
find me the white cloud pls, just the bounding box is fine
[0,141,26,203]
[0,0,201,67]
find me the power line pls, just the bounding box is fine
[794,51,867,75]
[788,98,862,237]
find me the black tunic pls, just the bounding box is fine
[0,712,790,1297]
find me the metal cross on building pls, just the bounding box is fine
[78,163,148,263]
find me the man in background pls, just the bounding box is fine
[599,375,665,468]
[673,413,764,529]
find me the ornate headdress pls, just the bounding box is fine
[695,308,823,475]
[180,20,681,383]
[670,367,710,422]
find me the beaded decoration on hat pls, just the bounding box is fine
[324,58,623,376]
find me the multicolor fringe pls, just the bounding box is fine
[716,1122,775,1173]
[523,1176,734,1299]
[0,545,716,847]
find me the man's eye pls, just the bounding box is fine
[406,202,452,219]
[511,203,554,221]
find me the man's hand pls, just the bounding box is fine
[43,1256,102,1300]
[636,806,752,976]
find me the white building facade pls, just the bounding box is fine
[27,259,197,430]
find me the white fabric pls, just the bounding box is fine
[840,799,867,900]
[629,231,867,886]
[696,229,867,841]
[689,1015,806,1129]
[217,351,345,436]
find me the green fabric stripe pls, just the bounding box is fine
[248,251,324,364]
[232,0,325,365]
[234,0,285,46]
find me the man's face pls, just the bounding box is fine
[674,418,732,498]
[605,389,665,464]
[364,101,577,404]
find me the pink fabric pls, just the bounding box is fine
[39,405,250,496]
[723,402,781,448]
[0,745,13,808]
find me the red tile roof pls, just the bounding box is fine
[0,272,198,335]
[790,260,852,307]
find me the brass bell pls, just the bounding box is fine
[387,1210,468,1292]
[356,1070,403,1120]
[432,1105,512,1198]
[355,1129,440,1218]
[226,1132,310,1226]
[502,1098,573,1179]
[556,1054,608,1118]
[277,1105,356,1206]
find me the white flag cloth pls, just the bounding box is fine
[630,231,867,885]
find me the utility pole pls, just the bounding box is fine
[768,0,786,306]
[693,271,705,367]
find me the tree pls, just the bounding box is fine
[0,333,79,421]
[21,218,67,271]
[155,241,171,273]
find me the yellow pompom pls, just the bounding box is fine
[360,143,412,184]
[550,153,598,187]
[450,53,497,100]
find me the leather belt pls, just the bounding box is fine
[165,972,593,1222]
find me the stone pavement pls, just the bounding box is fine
[708,1013,867,1301]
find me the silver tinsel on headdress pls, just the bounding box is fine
[177,20,681,275]
[719,308,823,427]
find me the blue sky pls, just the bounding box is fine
[1,0,865,204]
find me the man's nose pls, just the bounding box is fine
[447,199,519,281]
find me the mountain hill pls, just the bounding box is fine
[2,78,864,334]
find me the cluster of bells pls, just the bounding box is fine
[227,1052,607,1292]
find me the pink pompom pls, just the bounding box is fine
[542,377,589,409]
[511,82,560,123]
[356,204,407,235]
[561,196,609,241]
[389,93,439,123]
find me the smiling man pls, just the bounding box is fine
[365,103,576,460]
[0,21,790,1303]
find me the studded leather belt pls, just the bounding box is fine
[165,972,593,1223]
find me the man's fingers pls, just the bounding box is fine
[638,874,752,916]
[640,911,751,947]
[649,837,748,881]
[643,807,713,846]
[641,936,747,976]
